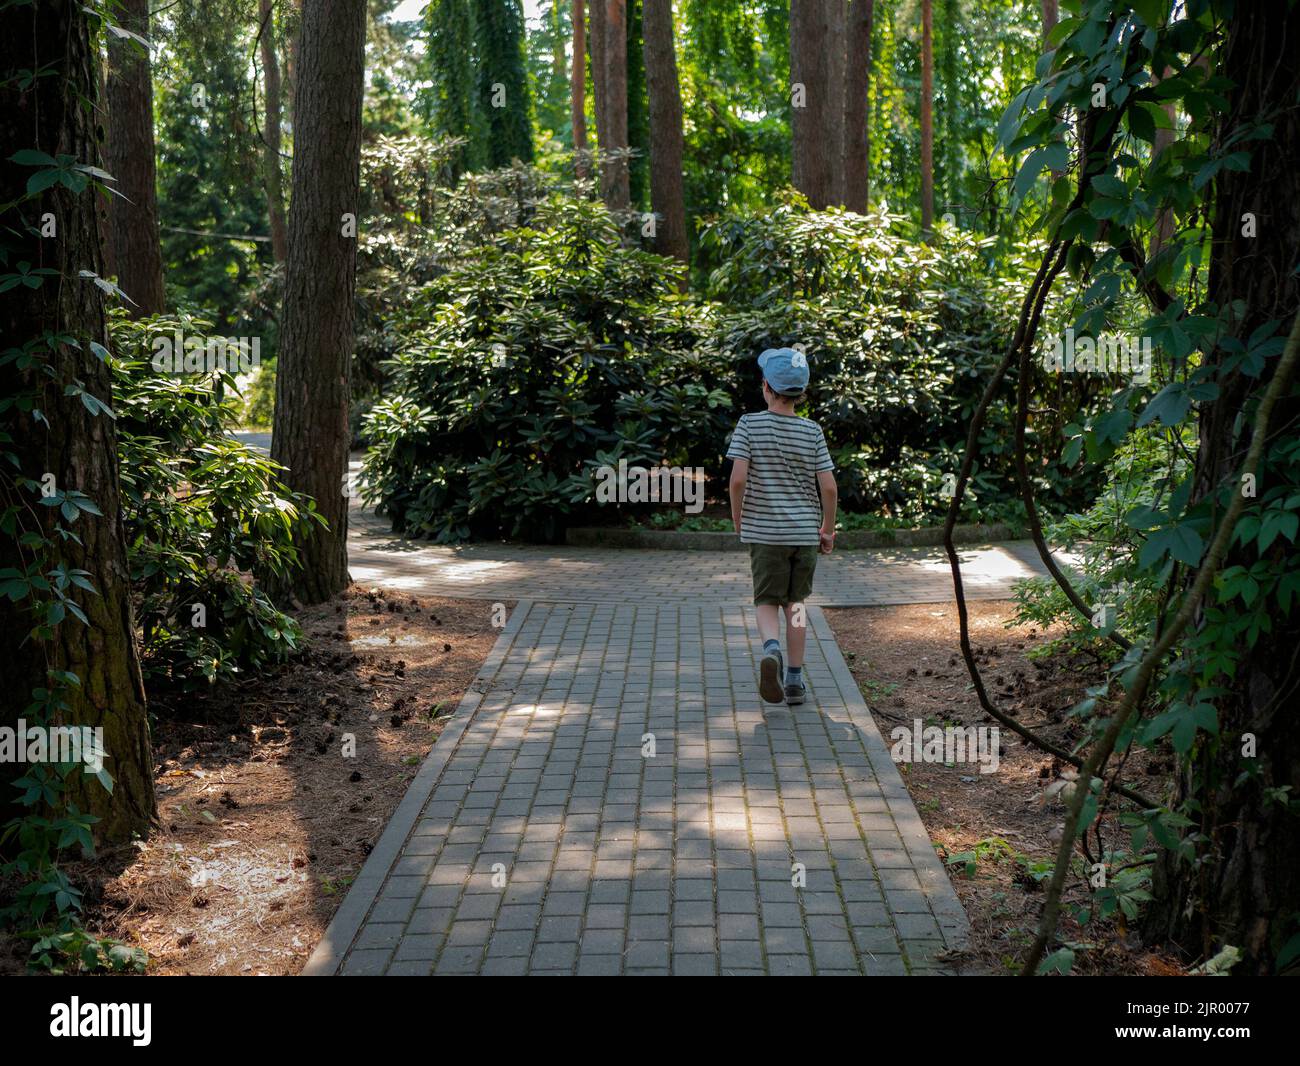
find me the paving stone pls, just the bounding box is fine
[487,930,536,958]
[314,550,1001,974]
[481,957,529,976]
[531,941,578,971]
[385,960,434,976]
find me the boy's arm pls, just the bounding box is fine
[729,459,749,535]
[817,469,838,553]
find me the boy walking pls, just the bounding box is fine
[727,348,838,705]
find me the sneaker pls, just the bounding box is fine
[759,647,785,704]
[784,679,806,706]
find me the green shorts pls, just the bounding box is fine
[748,543,818,606]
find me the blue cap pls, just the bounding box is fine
[758,347,810,396]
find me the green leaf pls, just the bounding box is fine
[1140,523,1204,569]
[1013,147,1050,203]
[1138,383,1191,427]
[1039,947,1075,975]
[10,149,57,166]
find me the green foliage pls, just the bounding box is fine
[361,194,729,541]
[985,0,1300,972]
[1011,425,1191,656]
[239,357,276,428]
[996,0,1300,772]
[363,190,1097,542]
[475,0,535,167]
[680,0,790,238]
[525,0,575,151]
[1,2,152,969]
[699,197,1105,522]
[109,312,320,688]
[153,1,273,326]
[421,0,534,179]
[352,142,569,440]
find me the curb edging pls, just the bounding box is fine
[301,599,533,975]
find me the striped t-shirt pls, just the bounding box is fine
[726,411,834,546]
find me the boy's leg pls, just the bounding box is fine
[783,603,807,705]
[749,545,787,704]
[782,549,819,705]
[783,603,806,668]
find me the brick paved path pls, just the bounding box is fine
[348,505,1056,607]
[281,440,1063,975]
[306,601,971,975]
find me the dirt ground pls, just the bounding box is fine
[1,588,506,976]
[824,600,1182,976]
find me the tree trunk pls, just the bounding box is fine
[1043,0,1064,181]
[790,0,832,208]
[919,0,934,234]
[552,0,567,86]
[1041,0,1057,40]
[285,0,302,108]
[1145,0,1300,974]
[0,0,156,843]
[259,0,288,264]
[104,0,165,315]
[589,0,608,172]
[269,0,366,605]
[642,0,687,266]
[842,0,873,213]
[599,0,630,209]
[626,0,649,207]
[572,0,588,177]
[825,0,846,205]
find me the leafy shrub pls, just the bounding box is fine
[109,312,321,687]
[698,197,1108,522]
[1010,424,1192,657]
[361,195,732,542]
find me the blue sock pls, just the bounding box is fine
[763,639,781,656]
[786,665,802,684]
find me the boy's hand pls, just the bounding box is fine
[819,529,835,554]
[734,517,743,535]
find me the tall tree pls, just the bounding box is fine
[476,0,534,166]
[1145,0,1300,973]
[1,0,156,841]
[790,0,832,208]
[269,0,366,604]
[424,0,479,179]
[626,0,649,206]
[919,0,934,233]
[598,0,630,209]
[572,0,589,176]
[258,0,288,264]
[825,0,847,204]
[642,0,688,265]
[937,0,960,215]
[841,0,873,213]
[589,0,608,149]
[1042,0,1064,182]
[104,0,165,314]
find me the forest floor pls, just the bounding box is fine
[825,601,1183,976]
[0,587,504,976]
[1,590,1182,976]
